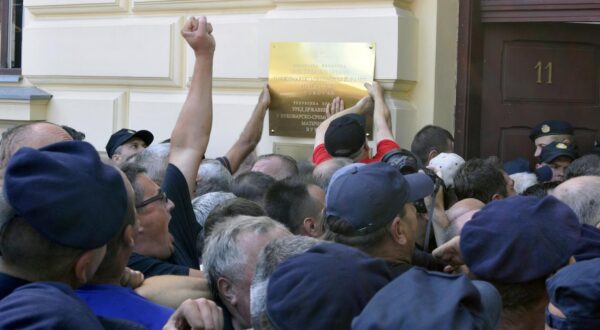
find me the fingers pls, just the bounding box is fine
[325,103,332,118]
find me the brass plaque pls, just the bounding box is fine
[268,42,376,138]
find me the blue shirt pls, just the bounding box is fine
[77,283,173,330]
[0,272,29,299]
[0,281,104,329]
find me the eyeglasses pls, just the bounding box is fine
[136,190,168,209]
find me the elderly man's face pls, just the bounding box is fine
[224,227,289,329]
[133,173,175,260]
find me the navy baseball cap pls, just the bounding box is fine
[352,268,501,330]
[4,141,128,249]
[503,157,529,175]
[540,141,577,164]
[266,242,391,330]
[529,119,573,141]
[546,258,600,329]
[461,196,580,282]
[324,114,366,157]
[105,128,154,158]
[326,162,434,234]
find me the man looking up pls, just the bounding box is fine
[312,82,399,165]
[106,128,154,165]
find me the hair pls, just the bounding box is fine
[251,236,321,330]
[202,216,289,298]
[61,125,86,141]
[196,159,233,197]
[490,278,547,314]
[264,179,322,234]
[552,177,600,227]
[312,157,353,190]
[410,125,454,165]
[322,205,406,255]
[565,154,600,180]
[90,169,138,282]
[192,192,236,228]
[255,154,299,180]
[232,171,276,206]
[454,158,508,203]
[0,121,69,169]
[0,194,84,282]
[522,181,560,198]
[131,143,170,186]
[119,162,147,206]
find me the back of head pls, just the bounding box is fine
[253,154,299,181]
[251,235,321,329]
[196,159,233,197]
[265,179,321,234]
[203,197,266,238]
[454,158,508,203]
[232,171,276,206]
[312,157,352,190]
[522,181,560,198]
[353,268,501,330]
[324,114,366,158]
[0,141,127,283]
[410,125,454,165]
[265,242,391,330]
[553,176,600,227]
[192,192,236,228]
[202,215,289,297]
[565,154,600,179]
[131,143,170,185]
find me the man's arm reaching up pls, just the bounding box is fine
[170,16,216,195]
[364,81,394,143]
[224,84,270,174]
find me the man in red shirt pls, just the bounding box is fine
[312,81,400,165]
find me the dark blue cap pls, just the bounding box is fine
[503,158,530,175]
[546,258,600,328]
[4,141,127,249]
[540,141,578,164]
[266,242,391,330]
[529,120,573,141]
[574,224,600,262]
[105,128,153,158]
[324,114,366,157]
[326,162,434,234]
[352,268,501,330]
[461,196,580,282]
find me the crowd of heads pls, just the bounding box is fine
[0,15,599,330]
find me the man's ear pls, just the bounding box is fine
[217,277,237,306]
[427,149,439,163]
[491,193,504,201]
[302,217,322,238]
[74,247,106,285]
[390,216,408,245]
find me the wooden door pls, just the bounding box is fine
[480,23,600,164]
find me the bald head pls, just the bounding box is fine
[553,176,600,227]
[312,157,352,190]
[0,122,73,168]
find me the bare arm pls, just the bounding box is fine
[224,84,270,174]
[365,81,394,143]
[169,16,215,195]
[136,275,213,309]
[314,95,373,150]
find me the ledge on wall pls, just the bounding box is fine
[0,87,53,121]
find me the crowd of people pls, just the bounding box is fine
[0,15,599,330]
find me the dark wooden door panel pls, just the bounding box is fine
[481,23,600,165]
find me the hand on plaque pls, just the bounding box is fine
[325,96,345,118]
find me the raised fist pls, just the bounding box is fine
[181,16,216,57]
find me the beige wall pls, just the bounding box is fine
[1,0,458,159]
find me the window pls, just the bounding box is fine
[0,0,22,75]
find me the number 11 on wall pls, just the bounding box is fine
[535,61,553,84]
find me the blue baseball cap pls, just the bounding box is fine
[546,258,600,329]
[461,196,580,282]
[4,141,128,249]
[540,141,578,164]
[326,162,434,234]
[529,119,573,141]
[266,242,391,330]
[503,158,530,175]
[105,128,153,158]
[324,114,366,157]
[352,268,501,330]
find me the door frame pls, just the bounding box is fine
[454,0,600,158]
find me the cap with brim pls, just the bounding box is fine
[529,119,573,141]
[540,141,577,164]
[105,128,154,158]
[326,162,434,234]
[324,114,366,157]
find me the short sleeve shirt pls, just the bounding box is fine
[312,139,400,165]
